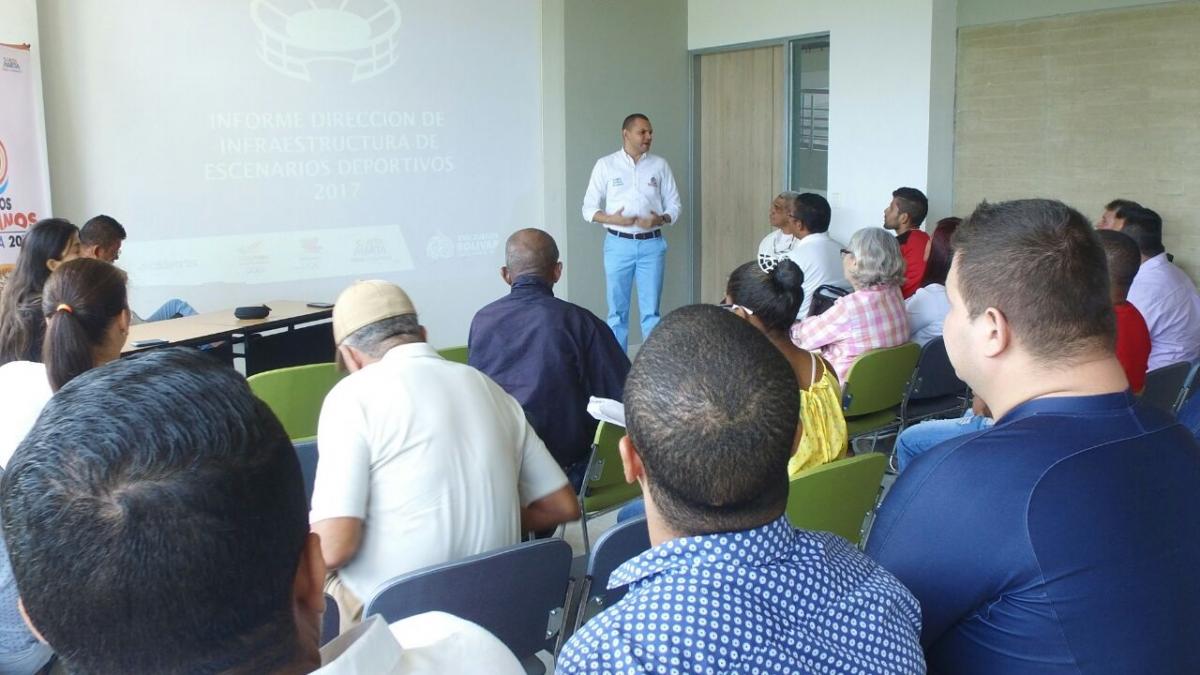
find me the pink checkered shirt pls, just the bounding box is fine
[791,285,910,383]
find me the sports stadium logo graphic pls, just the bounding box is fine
[250,0,402,83]
[0,139,9,195]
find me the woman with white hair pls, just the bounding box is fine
[790,227,910,382]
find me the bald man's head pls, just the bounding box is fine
[503,228,561,284]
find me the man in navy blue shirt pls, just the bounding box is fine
[469,229,629,486]
[867,199,1200,674]
[559,305,924,674]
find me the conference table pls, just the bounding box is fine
[122,301,334,373]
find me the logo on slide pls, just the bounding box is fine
[0,139,9,195]
[425,234,454,261]
[250,0,402,83]
[1,57,19,73]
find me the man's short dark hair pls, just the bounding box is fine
[1106,198,1141,214]
[892,187,928,227]
[1119,206,1165,257]
[793,193,832,233]
[954,199,1115,363]
[622,113,649,131]
[1096,230,1141,292]
[79,215,127,247]
[1,348,308,674]
[624,305,798,535]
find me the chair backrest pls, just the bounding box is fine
[293,438,318,505]
[578,517,651,628]
[438,345,469,364]
[785,453,887,546]
[842,343,920,417]
[1141,361,1192,413]
[321,593,340,646]
[582,422,640,513]
[904,337,966,402]
[247,362,344,439]
[363,538,574,660]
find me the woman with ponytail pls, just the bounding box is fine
[0,258,128,467]
[725,258,848,475]
[0,218,82,365]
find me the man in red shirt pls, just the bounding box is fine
[883,187,930,298]
[1096,230,1151,392]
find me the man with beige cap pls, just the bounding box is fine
[310,280,580,628]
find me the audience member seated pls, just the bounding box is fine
[0,219,81,365]
[896,227,1157,475]
[726,259,847,474]
[1122,206,1200,369]
[469,229,629,489]
[884,187,930,298]
[906,216,958,345]
[757,191,846,316]
[0,348,523,674]
[867,199,1200,673]
[0,258,129,469]
[1096,230,1151,392]
[1095,197,1140,230]
[79,214,198,322]
[558,305,924,674]
[792,227,910,382]
[311,280,579,629]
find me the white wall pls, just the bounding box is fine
[0,0,51,214]
[690,0,955,240]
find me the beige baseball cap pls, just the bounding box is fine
[332,280,417,345]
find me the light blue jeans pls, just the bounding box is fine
[604,232,667,351]
[895,410,994,472]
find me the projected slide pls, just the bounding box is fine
[40,0,543,342]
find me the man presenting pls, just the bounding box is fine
[582,113,681,351]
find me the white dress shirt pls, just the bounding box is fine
[310,343,568,602]
[1127,253,1200,369]
[581,150,681,235]
[906,284,949,346]
[0,361,51,469]
[758,231,848,317]
[315,613,524,674]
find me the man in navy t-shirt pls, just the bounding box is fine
[866,198,1200,674]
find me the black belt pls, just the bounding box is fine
[607,228,662,240]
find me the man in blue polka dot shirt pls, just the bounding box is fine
[558,304,924,674]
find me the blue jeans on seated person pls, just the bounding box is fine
[617,497,646,523]
[895,410,994,473]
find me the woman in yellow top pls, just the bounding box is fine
[724,258,848,475]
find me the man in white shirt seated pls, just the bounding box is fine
[756,191,847,317]
[0,348,523,674]
[311,280,580,629]
[1122,206,1200,368]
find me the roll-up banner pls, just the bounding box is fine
[0,43,51,264]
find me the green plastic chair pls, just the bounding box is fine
[247,362,344,440]
[841,343,920,445]
[578,421,642,556]
[785,453,887,546]
[439,346,469,364]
